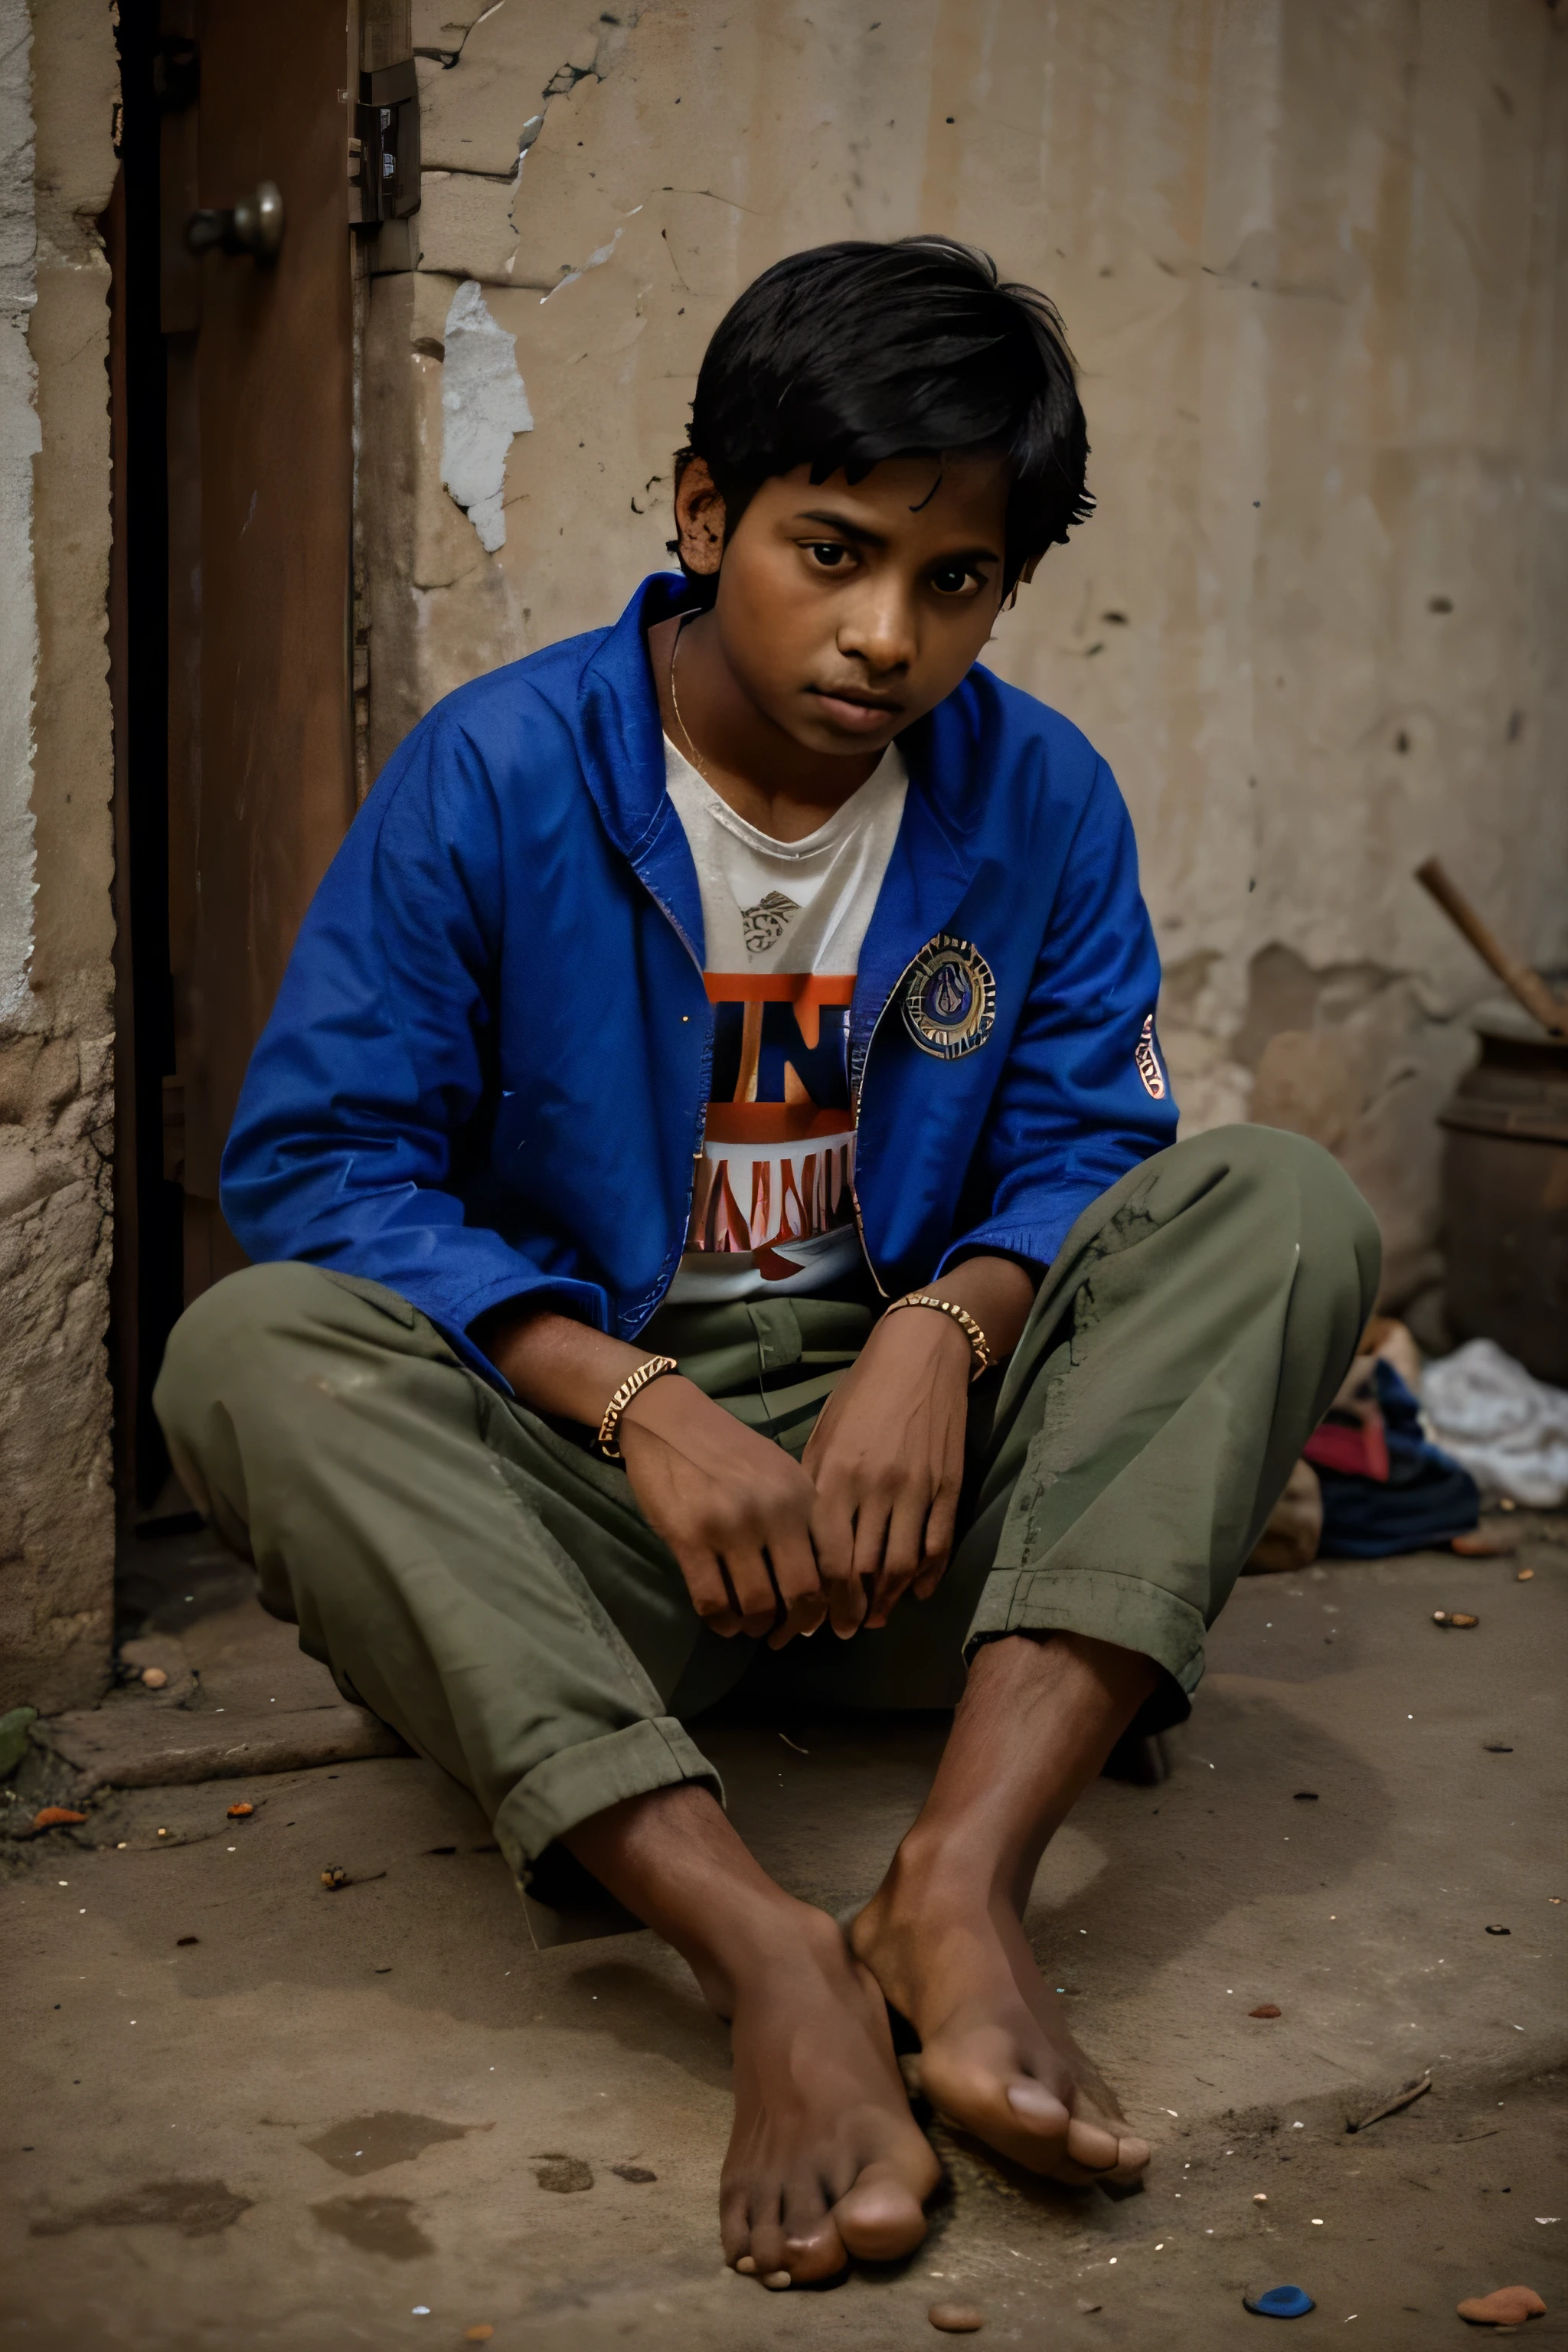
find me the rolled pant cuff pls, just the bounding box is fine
[964,1566,1207,1698]
[494,1715,724,1878]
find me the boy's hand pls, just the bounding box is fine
[802,1254,1040,1636]
[802,1309,971,1635]
[618,1377,825,1646]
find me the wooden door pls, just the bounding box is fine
[160,0,357,1300]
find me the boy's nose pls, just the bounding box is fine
[837,590,915,676]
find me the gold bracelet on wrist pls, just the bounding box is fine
[596,1354,680,1459]
[885,1293,995,1383]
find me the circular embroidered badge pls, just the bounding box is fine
[902,934,997,1061]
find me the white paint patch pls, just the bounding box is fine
[539,224,624,305]
[0,0,38,1024]
[440,279,532,554]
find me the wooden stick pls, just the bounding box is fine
[1416,858,1568,1037]
[1346,2074,1432,2133]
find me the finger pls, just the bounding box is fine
[849,1491,891,1596]
[865,1490,926,1626]
[720,1542,783,1639]
[808,1481,865,1639]
[670,1541,743,1634]
[912,1485,959,1600]
[764,1527,826,1649]
[767,1590,827,1649]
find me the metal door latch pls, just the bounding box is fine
[351,58,420,226]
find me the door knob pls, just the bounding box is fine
[186,181,285,262]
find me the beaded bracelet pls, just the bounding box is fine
[596,1354,680,1459]
[885,1294,995,1383]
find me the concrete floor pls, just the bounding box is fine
[3,1518,1565,2350]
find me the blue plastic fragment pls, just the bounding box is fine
[1243,2285,1316,2318]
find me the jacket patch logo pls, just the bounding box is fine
[902,935,997,1062]
[1135,1012,1167,1099]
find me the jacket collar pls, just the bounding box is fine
[576,573,994,1004]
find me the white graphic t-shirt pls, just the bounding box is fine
[663,734,908,1304]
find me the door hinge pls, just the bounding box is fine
[351,60,420,227]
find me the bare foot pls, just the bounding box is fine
[716,1903,942,2285]
[851,1847,1152,2189]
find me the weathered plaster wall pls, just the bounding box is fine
[0,0,117,1712]
[366,0,1568,1305]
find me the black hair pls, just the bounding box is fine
[671,235,1092,602]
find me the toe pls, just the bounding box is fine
[720,2186,751,2269]
[1063,2111,1122,2172]
[832,2160,931,2263]
[779,2178,847,2285]
[1106,2131,1152,2185]
[746,2199,787,2281]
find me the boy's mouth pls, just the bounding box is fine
[807,683,904,734]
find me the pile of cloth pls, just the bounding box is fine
[1423,1338,1568,1510]
[1247,1321,1568,1571]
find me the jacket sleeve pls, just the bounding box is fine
[219,705,611,1377]
[937,754,1177,1276]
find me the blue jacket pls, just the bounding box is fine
[221,574,1176,1380]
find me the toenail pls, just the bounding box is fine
[734,2255,756,2275]
[762,2269,792,2290]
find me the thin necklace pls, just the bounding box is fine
[668,618,712,782]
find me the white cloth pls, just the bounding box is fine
[662,734,907,1304]
[1421,1339,1568,1508]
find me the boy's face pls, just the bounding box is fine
[675,452,1018,758]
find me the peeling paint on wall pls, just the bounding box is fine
[0,0,38,1025]
[439,276,532,550]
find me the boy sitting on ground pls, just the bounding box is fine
[157,237,1377,2289]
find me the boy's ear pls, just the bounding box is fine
[673,453,727,576]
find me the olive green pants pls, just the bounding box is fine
[155,1127,1377,1881]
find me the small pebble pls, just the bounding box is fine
[175,1936,198,1947]
[1485,1924,1511,1936]
[1253,2194,1269,2204]
[929,2306,985,2334]
[611,2164,656,2183]
[140,1667,168,1689]
[1516,1566,1534,1581]
[33,1808,87,1829]
[1250,2004,1282,2018]
[462,2330,495,2344]
[1076,2297,1102,2313]
[1450,1612,1479,1628]
[1456,2285,1547,2325]
[1292,1791,1318,1802]
[320,1865,348,1890]
[227,1802,253,1819]
[1243,2284,1315,2318]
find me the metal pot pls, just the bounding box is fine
[1438,1001,1568,1383]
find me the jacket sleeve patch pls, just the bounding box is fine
[1135,1012,1167,1099]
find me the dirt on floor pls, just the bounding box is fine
[2,1516,1564,2350]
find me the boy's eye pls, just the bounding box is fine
[930,562,983,596]
[806,542,850,567]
